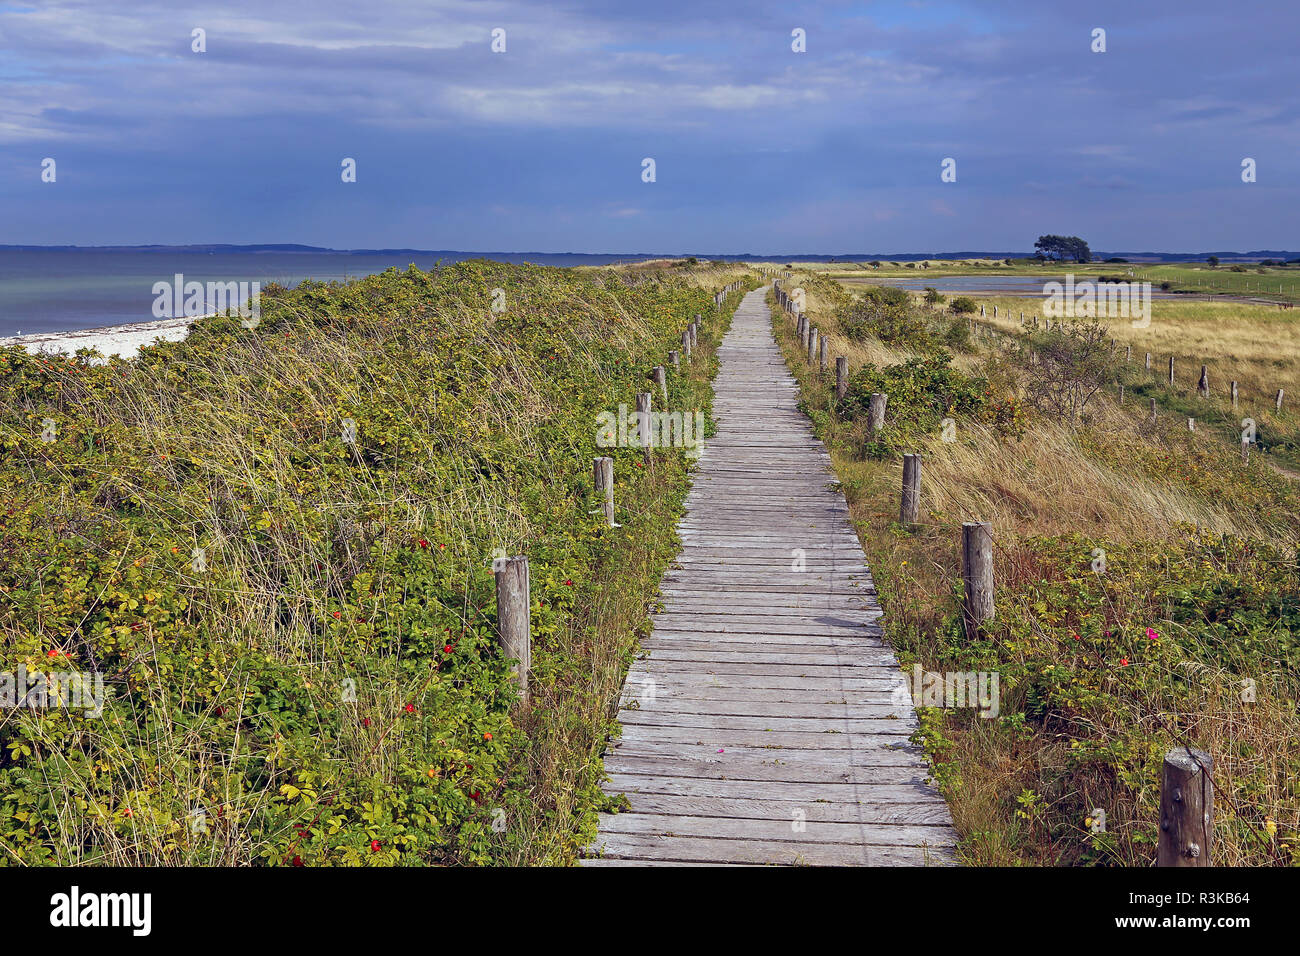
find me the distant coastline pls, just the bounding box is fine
[3,243,1297,263]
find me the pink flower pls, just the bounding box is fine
[1146,627,1159,642]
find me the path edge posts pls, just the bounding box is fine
[494,555,531,707]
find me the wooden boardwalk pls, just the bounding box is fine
[587,288,957,866]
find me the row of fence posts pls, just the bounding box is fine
[780,281,1217,866]
[970,309,1289,465]
[492,278,744,708]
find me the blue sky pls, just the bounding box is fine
[1,0,1296,254]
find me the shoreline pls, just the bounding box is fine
[0,315,198,361]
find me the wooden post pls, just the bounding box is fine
[1277,388,1286,412]
[668,349,680,370]
[593,456,614,527]
[1168,355,1175,385]
[1157,747,1214,867]
[819,336,827,375]
[1125,345,1132,363]
[688,322,697,352]
[867,393,888,434]
[961,522,994,636]
[1119,384,1124,403]
[1145,352,1152,372]
[1197,365,1209,398]
[1188,418,1195,431]
[681,327,691,358]
[835,356,848,402]
[636,392,653,466]
[1150,398,1158,422]
[1242,438,1251,463]
[653,365,668,404]
[494,556,531,706]
[900,454,921,525]
[1231,381,1238,409]
[808,327,819,363]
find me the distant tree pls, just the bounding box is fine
[1104,257,1128,264]
[1206,256,1219,269]
[923,287,945,306]
[1003,258,1014,266]
[868,260,882,269]
[950,296,977,314]
[1034,235,1092,263]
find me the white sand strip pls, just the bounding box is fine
[0,315,197,361]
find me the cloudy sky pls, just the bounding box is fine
[1,0,1295,254]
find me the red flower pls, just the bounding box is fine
[483,732,493,741]
[444,644,454,654]
[564,579,573,587]
[418,538,429,549]
[362,718,372,728]
[470,790,481,802]
[404,703,416,714]
[437,543,446,550]
[332,611,342,619]
[1119,658,1129,667]
[292,856,303,866]
[370,840,381,852]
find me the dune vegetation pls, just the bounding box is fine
[0,258,752,866]
[772,270,1300,865]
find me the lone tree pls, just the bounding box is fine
[1034,235,1092,263]
[1207,255,1220,269]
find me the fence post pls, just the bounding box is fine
[835,356,848,402]
[1150,398,1157,422]
[819,336,827,375]
[653,365,668,404]
[1145,352,1152,372]
[1119,384,1125,403]
[900,453,921,525]
[681,327,691,358]
[636,392,653,467]
[961,522,994,636]
[494,556,531,707]
[1126,345,1132,363]
[1197,365,1209,398]
[1277,388,1286,413]
[808,327,818,363]
[1188,418,1195,431]
[1231,381,1238,409]
[868,393,888,434]
[688,322,697,352]
[668,349,680,370]
[1157,747,1214,867]
[593,456,615,527]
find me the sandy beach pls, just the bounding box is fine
[0,315,195,361]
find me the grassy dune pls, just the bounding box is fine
[773,270,1300,865]
[0,259,752,866]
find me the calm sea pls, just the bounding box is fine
[0,250,644,336]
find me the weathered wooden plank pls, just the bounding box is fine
[587,833,955,866]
